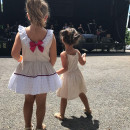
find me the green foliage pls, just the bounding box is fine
[125,28,130,45]
[0,0,3,12]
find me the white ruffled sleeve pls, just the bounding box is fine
[18,25,30,45]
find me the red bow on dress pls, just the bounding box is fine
[30,40,44,53]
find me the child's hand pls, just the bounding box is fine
[18,55,23,63]
[56,71,60,75]
[82,53,86,57]
[81,53,86,64]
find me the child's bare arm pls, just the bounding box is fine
[11,33,22,61]
[49,35,57,66]
[56,52,68,75]
[77,50,86,65]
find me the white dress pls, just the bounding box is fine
[8,25,61,95]
[56,52,87,100]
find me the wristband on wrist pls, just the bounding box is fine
[18,55,23,62]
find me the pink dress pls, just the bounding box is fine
[8,25,61,95]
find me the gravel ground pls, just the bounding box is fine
[0,51,130,130]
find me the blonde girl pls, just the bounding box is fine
[8,0,61,129]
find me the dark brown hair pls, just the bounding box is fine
[26,0,49,27]
[60,28,81,45]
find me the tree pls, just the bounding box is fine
[125,28,130,45]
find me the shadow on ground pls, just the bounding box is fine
[61,115,99,130]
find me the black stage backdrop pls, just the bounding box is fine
[2,0,25,24]
[1,0,129,43]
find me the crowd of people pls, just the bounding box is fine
[0,17,108,44]
[49,20,107,43]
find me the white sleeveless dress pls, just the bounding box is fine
[8,25,61,95]
[56,52,87,100]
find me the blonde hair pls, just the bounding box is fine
[60,28,81,45]
[26,0,49,27]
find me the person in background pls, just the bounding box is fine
[63,23,68,29]
[78,24,84,34]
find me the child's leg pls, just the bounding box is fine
[79,93,91,113]
[35,93,47,129]
[54,98,67,120]
[60,98,67,118]
[24,95,35,128]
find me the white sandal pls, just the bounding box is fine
[54,113,64,121]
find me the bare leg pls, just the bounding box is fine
[54,98,67,120]
[60,98,67,118]
[36,93,47,129]
[79,93,91,113]
[24,95,35,128]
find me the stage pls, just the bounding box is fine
[0,0,129,55]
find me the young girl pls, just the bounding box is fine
[54,28,91,120]
[8,0,61,129]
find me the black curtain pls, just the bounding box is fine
[0,1,1,24]
[47,0,74,17]
[112,0,129,43]
[3,0,26,25]
[72,0,112,29]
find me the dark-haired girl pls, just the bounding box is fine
[54,28,91,120]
